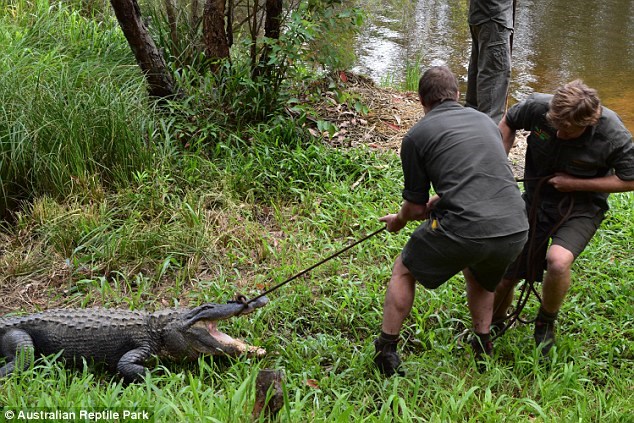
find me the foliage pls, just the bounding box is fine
[139,0,364,128]
[0,0,155,216]
[300,1,364,73]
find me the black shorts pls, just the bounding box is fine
[505,202,605,282]
[401,219,528,292]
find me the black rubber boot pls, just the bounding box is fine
[470,332,493,373]
[374,333,404,377]
[534,307,557,356]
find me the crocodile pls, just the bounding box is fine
[0,296,268,382]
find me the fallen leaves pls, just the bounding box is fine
[305,71,423,151]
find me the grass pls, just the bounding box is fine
[1,2,633,422]
[2,159,631,422]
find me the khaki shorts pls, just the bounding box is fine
[401,219,528,292]
[505,204,605,282]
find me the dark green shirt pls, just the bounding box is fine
[506,93,634,214]
[401,101,528,239]
[469,0,514,28]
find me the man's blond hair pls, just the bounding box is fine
[547,80,602,129]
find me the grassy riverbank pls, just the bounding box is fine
[1,2,633,422]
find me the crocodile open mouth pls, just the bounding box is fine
[205,321,266,357]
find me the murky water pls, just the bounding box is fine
[354,0,634,132]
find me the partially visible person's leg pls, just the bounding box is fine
[464,269,495,372]
[374,255,416,376]
[534,244,575,354]
[541,244,575,314]
[380,255,417,335]
[465,230,528,369]
[534,212,601,355]
[470,22,512,123]
[464,268,495,335]
[465,24,481,110]
[492,277,519,323]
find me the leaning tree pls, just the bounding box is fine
[109,0,284,100]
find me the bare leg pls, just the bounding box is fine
[542,244,575,314]
[381,255,417,335]
[463,269,494,334]
[464,269,495,371]
[533,244,574,355]
[492,277,519,321]
[375,254,416,376]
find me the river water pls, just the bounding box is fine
[353,0,634,133]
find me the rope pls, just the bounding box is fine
[241,227,386,306]
[236,176,575,331]
[492,175,575,338]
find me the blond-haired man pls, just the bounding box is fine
[493,80,634,355]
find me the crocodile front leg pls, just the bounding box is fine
[0,329,35,377]
[116,346,152,383]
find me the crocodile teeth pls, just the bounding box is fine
[206,322,266,357]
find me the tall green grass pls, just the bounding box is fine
[0,0,155,216]
[380,57,424,92]
[2,155,631,422]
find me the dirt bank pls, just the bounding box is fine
[311,71,526,177]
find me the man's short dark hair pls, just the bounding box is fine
[418,66,459,108]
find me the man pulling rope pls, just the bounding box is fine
[492,80,634,356]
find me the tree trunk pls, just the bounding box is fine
[248,0,260,71]
[110,0,178,99]
[203,0,230,70]
[164,0,179,53]
[264,0,282,40]
[253,0,282,77]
